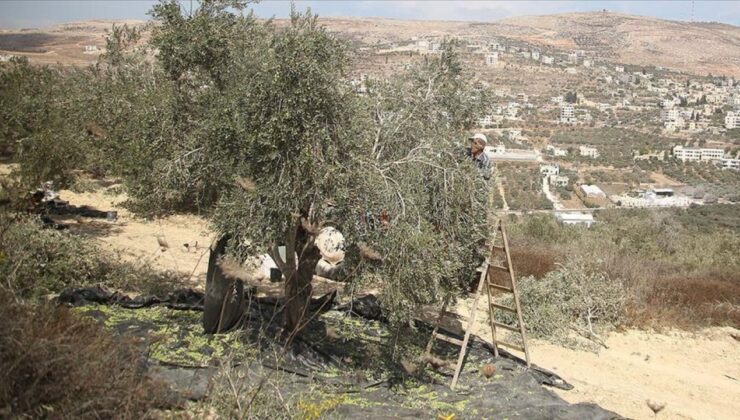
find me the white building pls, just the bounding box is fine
[477,114,494,127]
[727,95,740,108]
[485,53,498,67]
[415,39,430,50]
[505,102,519,119]
[546,144,568,157]
[582,59,592,68]
[531,51,540,60]
[559,103,576,124]
[672,145,725,162]
[580,184,606,198]
[549,175,570,187]
[725,111,740,129]
[541,55,554,65]
[579,145,600,158]
[615,66,624,72]
[660,108,679,122]
[633,150,665,161]
[556,212,595,228]
[539,164,559,176]
[720,157,740,170]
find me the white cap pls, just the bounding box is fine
[469,133,487,144]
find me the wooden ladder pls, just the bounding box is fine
[424,219,531,389]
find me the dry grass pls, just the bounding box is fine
[510,246,560,279]
[626,271,740,329]
[0,288,170,418]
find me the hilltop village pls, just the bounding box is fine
[343,32,740,223]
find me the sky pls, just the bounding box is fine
[1,1,739,29]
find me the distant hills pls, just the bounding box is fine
[1,12,739,77]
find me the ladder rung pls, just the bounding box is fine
[495,340,525,352]
[492,321,519,332]
[488,283,513,293]
[490,302,517,313]
[434,332,463,346]
[489,264,509,272]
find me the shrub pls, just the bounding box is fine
[192,354,309,419]
[0,287,169,418]
[0,216,185,299]
[500,260,626,349]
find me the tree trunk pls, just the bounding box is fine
[282,223,322,337]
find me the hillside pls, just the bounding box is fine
[1,12,739,76]
[492,12,740,77]
[0,19,146,66]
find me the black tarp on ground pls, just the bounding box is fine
[62,288,622,419]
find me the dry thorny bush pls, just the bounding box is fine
[0,288,170,418]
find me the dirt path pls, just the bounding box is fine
[496,177,510,211]
[650,171,685,187]
[541,175,564,210]
[55,186,214,288]
[431,296,740,420]
[530,328,740,420]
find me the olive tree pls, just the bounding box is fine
[211,11,488,333]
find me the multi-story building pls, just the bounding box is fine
[506,129,522,141]
[549,175,570,187]
[477,114,494,127]
[539,164,559,176]
[660,109,679,121]
[485,53,498,67]
[559,103,576,124]
[725,111,740,129]
[505,102,520,119]
[720,158,740,170]
[726,95,740,108]
[579,145,600,158]
[673,145,725,162]
[546,145,568,157]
